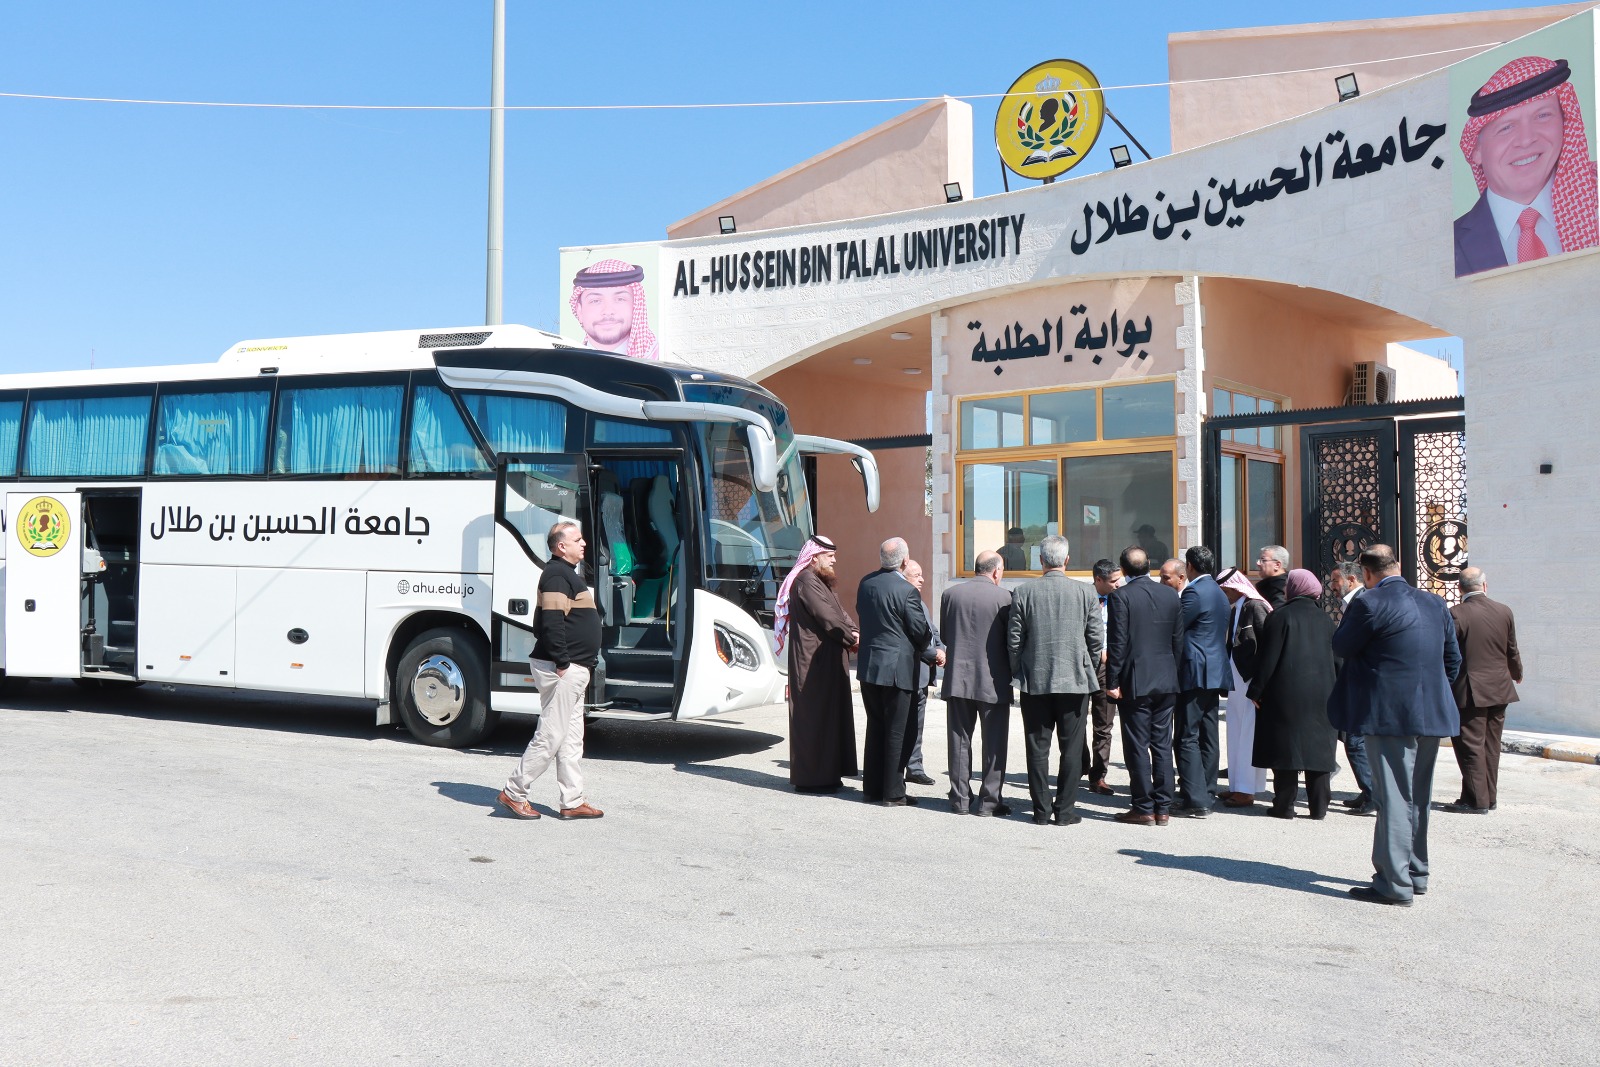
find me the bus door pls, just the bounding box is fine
[587,447,688,717]
[490,454,593,702]
[5,492,85,678]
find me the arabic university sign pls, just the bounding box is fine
[995,59,1106,181]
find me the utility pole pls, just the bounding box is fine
[485,0,505,325]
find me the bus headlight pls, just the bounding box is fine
[713,624,761,671]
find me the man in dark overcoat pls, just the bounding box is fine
[856,537,932,807]
[1329,545,1461,906]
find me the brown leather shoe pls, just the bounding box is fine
[1114,810,1156,826]
[497,790,540,819]
[1154,813,1170,826]
[560,802,605,819]
[1090,778,1115,796]
[1222,792,1256,808]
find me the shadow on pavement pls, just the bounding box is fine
[429,780,565,818]
[1118,848,1364,898]
[674,759,840,798]
[8,680,380,739]
[432,780,502,808]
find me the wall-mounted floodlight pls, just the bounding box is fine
[718,215,737,235]
[1110,145,1132,168]
[1336,73,1360,101]
[944,182,963,203]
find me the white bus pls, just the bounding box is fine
[0,325,879,747]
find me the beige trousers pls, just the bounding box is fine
[504,660,590,809]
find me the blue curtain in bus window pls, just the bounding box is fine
[459,393,565,454]
[25,395,150,477]
[0,400,22,477]
[153,390,270,476]
[273,384,403,475]
[592,418,673,445]
[409,385,491,474]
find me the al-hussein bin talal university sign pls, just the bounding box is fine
[667,117,1452,303]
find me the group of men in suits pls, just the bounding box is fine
[842,531,1526,909]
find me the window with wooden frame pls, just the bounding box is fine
[1212,384,1287,571]
[956,378,1178,576]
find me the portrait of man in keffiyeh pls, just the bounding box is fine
[568,258,661,359]
[1454,55,1600,276]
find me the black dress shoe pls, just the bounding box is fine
[1053,812,1083,826]
[905,771,937,786]
[875,796,919,807]
[1342,793,1371,809]
[993,802,1014,817]
[1440,801,1489,814]
[1349,886,1412,907]
[1268,807,1295,819]
[1031,814,1051,825]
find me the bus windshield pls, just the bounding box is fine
[683,384,814,589]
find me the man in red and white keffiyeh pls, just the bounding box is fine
[568,259,661,359]
[1455,55,1599,276]
[773,534,839,655]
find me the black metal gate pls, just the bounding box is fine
[1399,416,1468,604]
[1203,397,1466,601]
[1299,420,1397,583]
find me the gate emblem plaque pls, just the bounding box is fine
[1420,518,1468,582]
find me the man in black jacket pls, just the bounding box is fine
[1106,547,1186,825]
[1254,545,1289,609]
[856,537,933,806]
[498,520,605,821]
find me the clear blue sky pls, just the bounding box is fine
[1,1,1527,374]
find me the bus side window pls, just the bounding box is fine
[273,381,404,476]
[0,398,22,477]
[152,388,271,477]
[24,393,152,478]
[408,384,491,475]
[457,392,567,454]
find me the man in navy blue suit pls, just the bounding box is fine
[1328,545,1461,906]
[1174,545,1231,817]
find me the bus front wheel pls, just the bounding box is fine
[394,628,499,748]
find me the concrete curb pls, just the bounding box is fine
[1500,733,1600,766]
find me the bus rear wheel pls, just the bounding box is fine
[394,628,499,748]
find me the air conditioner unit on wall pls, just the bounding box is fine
[1351,361,1398,405]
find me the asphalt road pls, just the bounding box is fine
[4,680,1597,1066]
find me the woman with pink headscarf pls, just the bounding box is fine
[1216,567,1270,807]
[1247,569,1339,819]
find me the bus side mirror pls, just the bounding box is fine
[746,424,778,494]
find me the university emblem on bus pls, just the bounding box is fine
[18,496,70,557]
[995,60,1106,181]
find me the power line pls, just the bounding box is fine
[0,42,1500,113]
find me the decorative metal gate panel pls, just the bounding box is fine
[1299,422,1397,583]
[1399,416,1468,606]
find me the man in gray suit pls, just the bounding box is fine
[940,550,1014,816]
[856,537,933,807]
[1007,535,1104,826]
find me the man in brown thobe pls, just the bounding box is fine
[775,535,860,793]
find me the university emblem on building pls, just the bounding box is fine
[995,60,1106,180]
[1420,518,1467,581]
[18,495,70,557]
